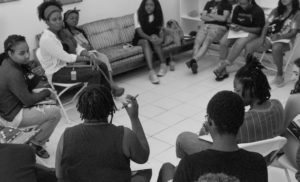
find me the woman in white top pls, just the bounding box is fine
[245,0,300,87]
[36,1,124,96]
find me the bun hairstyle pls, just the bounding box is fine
[0,35,26,65]
[235,54,271,105]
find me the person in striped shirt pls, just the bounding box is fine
[176,54,284,158]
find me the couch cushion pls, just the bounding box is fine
[115,14,135,44]
[98,45,143,63]
[81,18,120,50]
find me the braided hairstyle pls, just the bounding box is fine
[76,84,116,123]
[291,58,300,94]
[235,54,271,105]
[0,35,26,65]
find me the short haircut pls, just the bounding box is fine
[37,0,62,21]
[76,84,116,123]
[207,91,245,135]
[235,54,271,105]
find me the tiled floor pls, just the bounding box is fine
[38,50,297,182]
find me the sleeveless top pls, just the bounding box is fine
[61,123,131,182]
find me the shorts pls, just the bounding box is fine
[195,24,227,43]
[0,109,23,128]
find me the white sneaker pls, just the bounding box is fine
[272,75,285,88]
[149,71,159,84]
[157,63,168,77]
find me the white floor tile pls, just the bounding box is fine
[43,50,295,182]
[152,111,186,126]
[139,104,167,118]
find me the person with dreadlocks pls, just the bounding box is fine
[175,54,284,159]
[55,85,151,182]
[0,34,61,159]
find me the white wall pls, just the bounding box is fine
[0,0,179,57]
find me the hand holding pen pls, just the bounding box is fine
[123,94,139,120]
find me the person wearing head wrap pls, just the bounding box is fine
[63,8,124,95]
[36,1,124,97]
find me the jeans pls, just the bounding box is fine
[53,62,111,89]
[176,131,212,159]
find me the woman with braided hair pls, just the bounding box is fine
[55,85,151,182]
[175,54,284,159]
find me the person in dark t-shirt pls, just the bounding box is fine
[213,0,265,81]
[157,91,267,182]
[186,0,232,74]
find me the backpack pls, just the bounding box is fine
[164,19,184,46]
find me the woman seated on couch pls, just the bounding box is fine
[0,35,61,159]
[186,0,232,74]
[36,1,124,97]
[132,0,167,84]
[55,85,151,182]
[245,0,300,87]
[63,8,124,95]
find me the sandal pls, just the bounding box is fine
[215,69,229,81]
[29,143,50,159]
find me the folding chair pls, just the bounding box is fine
[46,75,87,124]
[33,50,87,123]
[259,34,300,74]
[238,136,287,163]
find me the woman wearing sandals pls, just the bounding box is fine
[0,35,61,159]
[245,0,300,87]
[213,0,265,81]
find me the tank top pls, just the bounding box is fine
[61,123,131,182]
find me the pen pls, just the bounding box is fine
[121,94,139,109]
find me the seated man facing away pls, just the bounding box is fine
[158,91,268,182]
[176,55,284,158]
[55,85,151,182]
[0,143,56,182]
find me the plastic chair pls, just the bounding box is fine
[238,136,287,162]
[259,34,300,74]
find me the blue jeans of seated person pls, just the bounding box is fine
[176,131,212,159]
[53,62,111,90]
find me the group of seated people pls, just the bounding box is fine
[0,0,300,181]
[187,0,300,88]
